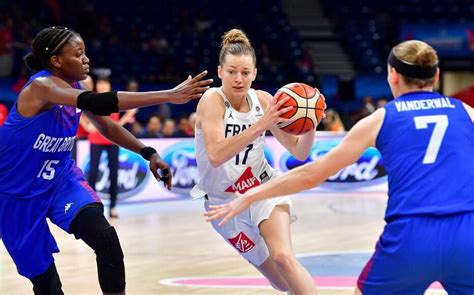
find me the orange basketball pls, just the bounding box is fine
[274,82,325,135]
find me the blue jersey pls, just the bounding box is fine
[376,91,474,221]
[0,70,82,199]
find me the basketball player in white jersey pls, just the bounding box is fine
[191,29,320,294]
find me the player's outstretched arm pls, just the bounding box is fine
[27,71,212,116]
[204,109,385,225]
[116,70,213,108]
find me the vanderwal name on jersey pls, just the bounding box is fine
[394,97,455,112]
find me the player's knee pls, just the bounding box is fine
[30,263,64,295]
[95,226,125,293]
[69,207,124,292]
[271,250,296,272]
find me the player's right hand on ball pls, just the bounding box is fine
[169,70,213,104]
[259,95,295,130]
[148,153,172,190]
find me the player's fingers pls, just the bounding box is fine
[203,209,217,217]
[218,215,231,226]
[190,70,208,82]
[279,116,297,125]
[176,75,192,87]
[204,210,222,221]
[196,79,213,87]
[271,94,280,104]
[187,93,203,100]
[275,95,291,106]
[151,168,160,181]
[319,94,327,110]
[162,173,172,190]
[208,204,222,210]
[277,106,294,115]
[205,213,219,222]
[192,86,211,94]
[205,207,223,217]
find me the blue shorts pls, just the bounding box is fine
[0,166,102,279]
[358,213,474,295]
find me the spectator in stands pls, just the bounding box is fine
[174,116,191,137]
[322,109,345,132]
[130,121,144,137]
[296,47,314,73]
[149,31,169,55]
[161,118,177,138]
[350,95,377,126]
[141,114,163,138]
[361,95,376,116]
[158,60,180,83]
[186,112,197,137]
[194,12,212,33]
[257,42,272,73]
[376,98,388,109]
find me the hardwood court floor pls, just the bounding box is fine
[1,193,446,294]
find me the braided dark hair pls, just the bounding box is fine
[23,26,79,72]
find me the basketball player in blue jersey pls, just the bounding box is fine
[0,26,212,295]
[206,40,474,294]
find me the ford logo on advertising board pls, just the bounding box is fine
[161,142,199,196]
[279,139,386,189]
[82,148,150,200]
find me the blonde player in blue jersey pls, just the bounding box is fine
[0,26,212,295]
[206,40,474,294]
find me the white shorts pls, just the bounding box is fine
[204,195,296,266]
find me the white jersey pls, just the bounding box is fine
[191,87,275,200]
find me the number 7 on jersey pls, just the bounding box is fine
[414,115,448,164]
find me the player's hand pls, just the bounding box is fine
[168,70,213,104]
[203,192,251,226]
[148,153,172,190]
[258,95,295,131]
[320,93,327,119]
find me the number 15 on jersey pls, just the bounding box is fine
[37,160,60,180]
